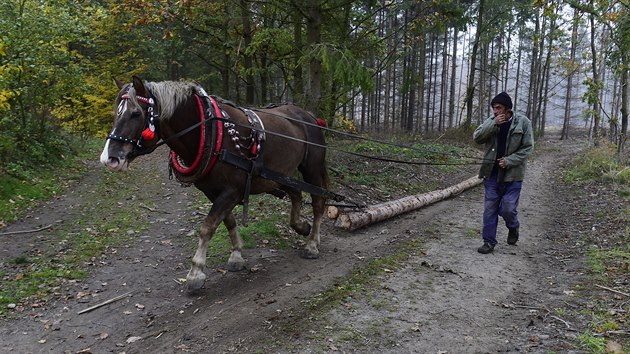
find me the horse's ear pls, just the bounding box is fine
[132,75,148,97]
[113,77,125,90]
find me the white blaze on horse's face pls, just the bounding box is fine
[100,97,133,171]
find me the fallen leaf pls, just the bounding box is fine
[98,332,109,340]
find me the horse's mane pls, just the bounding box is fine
[135,81,199,121]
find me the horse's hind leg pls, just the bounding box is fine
[287,189,311,236]
[224,211,246,272]
[303,194,325,259]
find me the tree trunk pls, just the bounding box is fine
[240,0,255,105]
[334,176,482,231]
[292,10,304,105]
[590,9,601,145]
[527,10,540,122]
[464,0,484,130]
[440,28,448,131]
[449,27,458,128]
[562,7,579,140]
[620,54,628,154]
[305,0,322,115]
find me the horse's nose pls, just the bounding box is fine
[106,157,121,169]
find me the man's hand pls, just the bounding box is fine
[495,113,507,125]
[498,158,507,168]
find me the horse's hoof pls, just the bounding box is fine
[227,251,245,272]
[185,272,206,294]
[226,260,246,272]
[292,222,311,236]
[301,248,320,259]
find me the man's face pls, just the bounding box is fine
[492,104,508,117]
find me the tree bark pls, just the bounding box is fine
[463,0,484,130]
[589,9,601,145]
[449,27,458,128]
[240,0,255,105]
[620,53,628,154]
[305,0,322,115]
[562,7,579,140]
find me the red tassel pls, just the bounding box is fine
[316,118,327,127]
[141,128,155,141]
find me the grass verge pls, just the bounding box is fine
[563,143,629,352]
[0,142,153,317]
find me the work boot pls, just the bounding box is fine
[507,228,519,245]
[477,243,494,254]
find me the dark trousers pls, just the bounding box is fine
[482,175,522,246]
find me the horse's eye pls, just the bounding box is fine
[131,111,142,118]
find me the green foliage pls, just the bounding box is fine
[577,331,607,353]
[563,143,630,185]
[0,137,100,225]
[586,244,630,276]
[316,44,375,93]
[351,140,467,165]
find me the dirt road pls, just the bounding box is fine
[0,135,620,353]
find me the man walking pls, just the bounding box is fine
[473,92,534,254]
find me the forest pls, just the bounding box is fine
[0,0,628,178]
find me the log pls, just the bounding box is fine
[334,175,482,231]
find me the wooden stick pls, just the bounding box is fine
[595,284,630,297]
[593,330,630,337]
[77,291,132,315]
[549,315,573,329]
[0,224,53,236]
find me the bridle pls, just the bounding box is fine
[106,87,162,159]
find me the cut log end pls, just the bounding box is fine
[327,206,339,219]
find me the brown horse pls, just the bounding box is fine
[100,76,330,292]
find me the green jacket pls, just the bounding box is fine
[473,113,534,182]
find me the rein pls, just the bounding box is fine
[111,88,488,171]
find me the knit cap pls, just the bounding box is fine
[491,92,512,109]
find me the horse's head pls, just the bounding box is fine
[100,76,160,171]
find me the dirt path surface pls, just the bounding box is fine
[0,134,622,353]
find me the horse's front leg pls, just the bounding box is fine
[224,211,246,272]
[186,203,234,293]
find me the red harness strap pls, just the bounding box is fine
[170,95,223,177]
[201,96,224,176]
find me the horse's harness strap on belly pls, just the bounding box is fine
[220,149,344,200]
